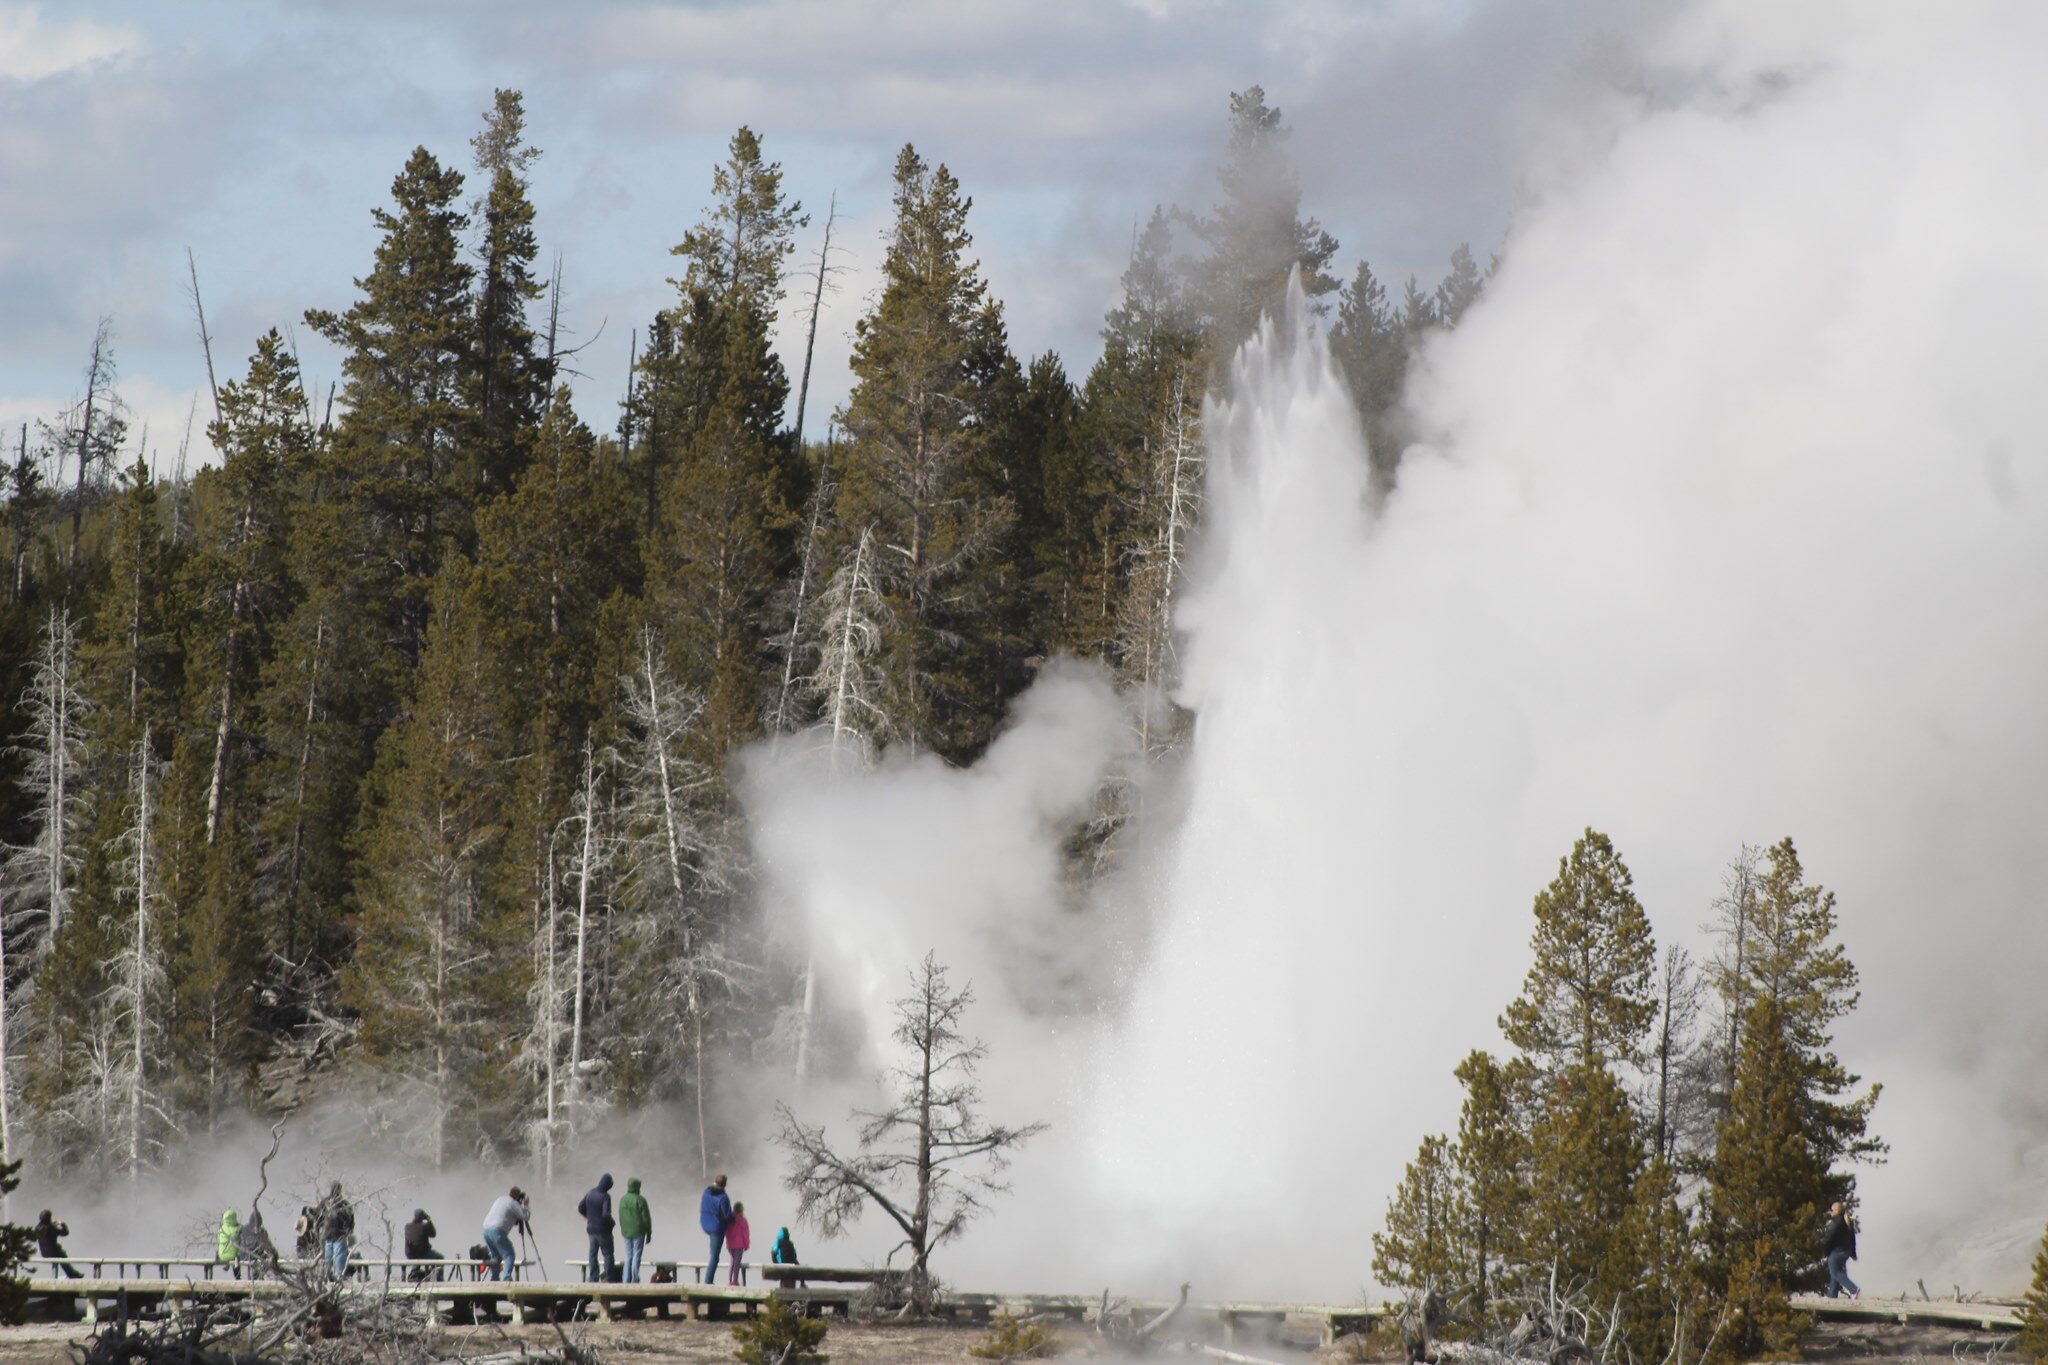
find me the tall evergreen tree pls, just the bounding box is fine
[2021,1219,2048,1362]
[642,127,806,760]
[167,331,311,1126]
[1329,260,1408,487]
[1714,838,1882,1177]
[1373,1132,1465,1292]
[343,560,511,1168]
[468,90,551,500]
[834,145,1013,758]
[305,145,477,660]
[1184,86,1340,359]
[1703,997,1824,1359]
[1500,828,1658,1073]
[1522,1061,1645,1304]
[1453,1049,1526,1319]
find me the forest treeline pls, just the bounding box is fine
[0,87,1486,1183]
[1373,831,1885,1361]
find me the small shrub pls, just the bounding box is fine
[969,1312,1063,1360]
[733,1296,830,1365]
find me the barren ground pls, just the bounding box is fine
[0,1315,2018,1364]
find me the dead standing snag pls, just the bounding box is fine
[776,952,1045,1314]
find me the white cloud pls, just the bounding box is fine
[0,3,136,80]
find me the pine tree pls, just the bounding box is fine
[1500,828,1658,1073]
[1069,208,1202,677]
[642,127,806,759]
[344,560,510,1169]
[468,90,551,500]
[1433,244,1485,328]
[1522,1061,1645,1306]
[2020,1219,2048,1362]
[1184,86,1340,358]
[834,145,1013,758]
[1329,260,1408,487]
[1720,838,1882,1178]
[305,145,476,659]
[1704,997,1824,1359]
[1373,1133,1465,1292]
[168,331,311,1125]
[1453,1050,1526,1319]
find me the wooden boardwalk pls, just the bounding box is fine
[22,1276,2022,1345]
[1791,1294,2022,1332]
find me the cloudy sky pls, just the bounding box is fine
[0,0,1649,467]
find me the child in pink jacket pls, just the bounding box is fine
[725,1203,752,1284]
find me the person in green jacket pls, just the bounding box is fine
[617,1178,653,1283]
[216,1209,242,1280]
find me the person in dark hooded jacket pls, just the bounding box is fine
[404,1210,441,1281]
[35,1211,83,1279]
[1821,1202,1860,1299]
[577,1173,616,1282]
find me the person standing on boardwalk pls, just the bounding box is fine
[578,1173,617,1281]
[1822,1201,1861,1299]
[617,1178,653,1283]
[35,1211,83,1279]
[317,1182,354,1279]
[725,1202,751,1285]
[217,1209,243,1279]
[482,1187,532,1282]
[700,1174,733,1284]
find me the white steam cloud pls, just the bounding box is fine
[742,0,2048,1302]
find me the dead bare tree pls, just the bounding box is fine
[776,952,1045,1314]
[791,192,845,444]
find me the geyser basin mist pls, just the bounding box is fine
[1081,0,2048,1299]
[734,0,2048,1302]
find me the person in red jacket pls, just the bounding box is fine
[725,1202,752,1285]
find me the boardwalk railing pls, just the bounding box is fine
[31,1255,536,1283]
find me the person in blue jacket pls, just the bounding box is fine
[699,1174,733,1284]
[577,1173,617,1282]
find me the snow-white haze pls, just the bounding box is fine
[739,0,2048,1303]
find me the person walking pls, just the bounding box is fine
[770,1225,803,1288]
[1822,1202,1861,1299]
[403,1209,442,1282]
[34,1211,83,1280]
[217,1209,243,1279]
[617,1178,652,1284]
[577,1173,617,1282]
[725,1202,751,1285]
[699,1174,733,1285]
[482,1187,532,1282]
[318,1183,354,1280]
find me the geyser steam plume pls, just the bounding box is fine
[752,0,2048,1302]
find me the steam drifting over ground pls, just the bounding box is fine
[743,0,2048,1302]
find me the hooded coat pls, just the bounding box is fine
[217,1210,242,1261]
[578,1174,616,1235]
[772,1227,799,1264]
[617,1179,652,1240]
[699,1184,733,1235]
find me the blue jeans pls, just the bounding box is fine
[586,1232,615,1281]
[1826,1250,1860,1297]
[705,1227,725,1283]
[324,1239,348,1278]
[622,1237,646,1283]
[482,1227,517,1281]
